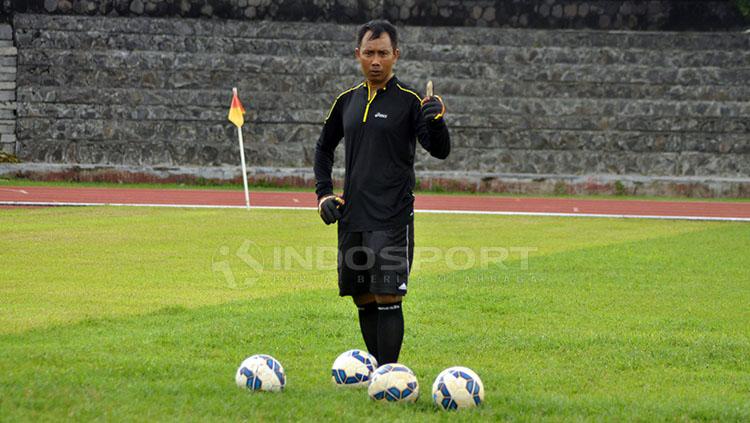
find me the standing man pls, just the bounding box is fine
[314,20,450,365]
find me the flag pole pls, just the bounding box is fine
[233,87,251,209]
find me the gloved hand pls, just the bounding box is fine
[421,95,446,123]
[318,195,345,225]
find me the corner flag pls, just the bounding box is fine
[229,87,250,209]
[228,88,246,127]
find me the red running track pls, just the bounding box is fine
[1,186,749,221]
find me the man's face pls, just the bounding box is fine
[355,31,400,86]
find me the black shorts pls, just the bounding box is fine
[337,222,414,297]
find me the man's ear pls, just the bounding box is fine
[393,48,400,62]
[355,48,361,59]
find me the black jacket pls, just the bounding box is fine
[314,76,450,232]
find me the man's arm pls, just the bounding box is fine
[314,100,344,199]
[416,96,450,159]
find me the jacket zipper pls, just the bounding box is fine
[363,84,378,123]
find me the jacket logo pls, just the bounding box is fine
[374,112,388,119]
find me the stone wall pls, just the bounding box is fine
[0,23,14,154]
[8,13,749,197]
[8,0,750,31]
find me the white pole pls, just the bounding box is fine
[237,126,250,209]
[233,87,250,209]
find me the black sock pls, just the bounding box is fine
[357,302,379,360]
[377,301,404,365]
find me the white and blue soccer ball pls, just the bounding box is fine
[431,366,484,410]
[367,363,419,403]
[235,354,286,392]
[331,349,378,387]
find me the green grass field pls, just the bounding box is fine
[1,206,749,421]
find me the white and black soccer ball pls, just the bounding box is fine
[331,349,378,387]
[367,363,419,403]
[235,354,286,392]
[431,366,484,410]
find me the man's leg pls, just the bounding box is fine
[353,293,378,360]
[374,294,404,365]
[366,222,413,365]
[339,229,379,359]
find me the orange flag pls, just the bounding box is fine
[228,88,246,128]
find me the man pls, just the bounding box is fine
[313,20,450,365]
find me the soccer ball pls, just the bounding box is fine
[235,354,286,392]
[331,349,378,387]
[431,366,484,410]
[367,363,419,403]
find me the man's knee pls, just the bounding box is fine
[375,294,403,304]
[353,293,376,306]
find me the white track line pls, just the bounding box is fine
[2,200,749,222]
[418,208,750,222]
[0,201,253,209]
[0,188,28,194]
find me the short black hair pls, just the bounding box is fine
[357,20,398,50]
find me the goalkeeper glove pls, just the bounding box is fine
[421,95,446,123]
[318,195,345,225]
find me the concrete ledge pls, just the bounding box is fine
[2,163,749,198]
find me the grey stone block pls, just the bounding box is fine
[44,0,58,13]
[0,25,11,41]
[0,143,15,154]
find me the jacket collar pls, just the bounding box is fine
[363,75,399,92]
